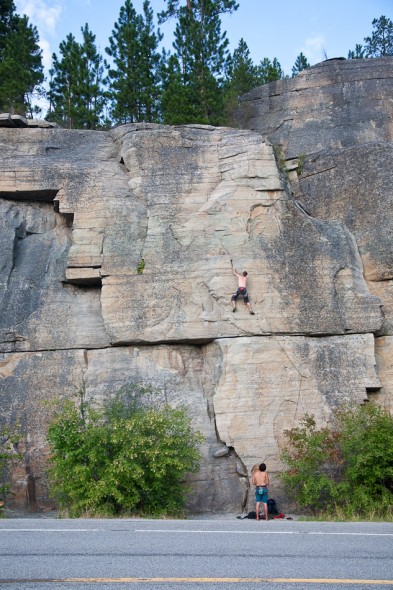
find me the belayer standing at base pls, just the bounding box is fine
[252,463,270,521]
[231,267,255,314]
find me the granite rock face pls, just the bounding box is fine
[236,56,393,414]
[0,57,392,513]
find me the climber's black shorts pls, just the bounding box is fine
[231,287,249,303]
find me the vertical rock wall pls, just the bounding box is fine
[0,59,391,513]
[236,56,393,416]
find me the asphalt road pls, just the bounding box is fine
[1,518,392,590]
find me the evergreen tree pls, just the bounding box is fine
[160,54,191,124]
[105,0,162,124]
[226,38,261,94]
[138,0,163,121]
[257,57,283,84]
[106,0,140,124]
[159,0,238,125]
[364,15,393,57]
[159,0,238,20]
[223,38,261,124]
[0,13,44,115]
[48,25,106,128]
[0,0,16,56]
[78,24,106,128]
[347,44,367,60]
[291,52,310,77]
[48,33,82,127]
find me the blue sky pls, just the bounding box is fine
[14,0,393,77]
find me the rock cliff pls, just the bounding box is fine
[1,57,392,514]
[236,56,393,414]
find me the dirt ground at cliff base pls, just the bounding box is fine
[2,507,300,520]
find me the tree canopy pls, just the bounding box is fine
[0,3,44,115]
[105,0,162,124]
[364,15,393,57]
[348,15,393,59]
[48,25,106,129]
[160,0,238,125]
[292,52,310,77]
[257,57,283,84]
[1,4,390,128]
[347,44,366,60]
[158,0,239,23]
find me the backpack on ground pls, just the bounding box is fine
[267,498,279,515]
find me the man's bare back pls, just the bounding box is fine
[231,268,255,314]
[234,270,247,288]
[252,469,269,487]
[251,463,270,521]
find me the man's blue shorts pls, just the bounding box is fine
[255,486,268,503]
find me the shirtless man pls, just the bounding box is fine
[231,268,255,314]
[251,463,270,521]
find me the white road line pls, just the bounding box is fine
[136,529,393,537]
[1,528,392,537]
[1,578,393,585]
[0,529,99,533]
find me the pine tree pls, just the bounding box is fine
[48,33,82,127]
[0,0,16,56]
[78,24,106,128]
[257,57,284,84]
[105,0,162,124]
[138,0,163,122]
[0,13,44,115]
[291,52,310,77]
[223,38,261,124]
[106,0,140,124]
[364,15,393,57]
[48,25,106,128]
[159,0,238,125]
[226,38,261,94]
[158,0,238,21]
[160,54,191,124]
[347,44,366,60]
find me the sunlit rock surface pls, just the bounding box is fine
[1,57,392,513]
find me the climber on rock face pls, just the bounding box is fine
[231,267,255,315]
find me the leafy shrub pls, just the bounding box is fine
[273,144,288,179]
[136,258,145,274]
[47,386,204,517]
[280,404,393,519]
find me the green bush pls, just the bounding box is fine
[280,404,393,519]
[136,258,145,274]
[47,386,204,517]
[273,144,288,179]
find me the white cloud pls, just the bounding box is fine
[39,38,52,70]
[301,35,327,66]
[15,0,63,35]
[14,1,63,115]
[15,0,62,70]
